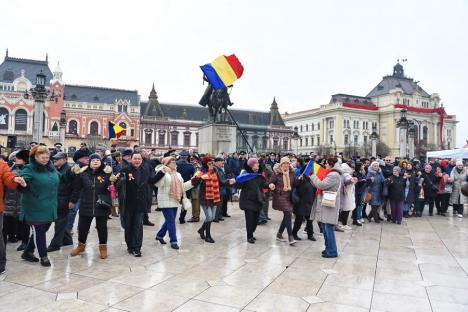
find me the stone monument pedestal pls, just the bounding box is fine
[198,123,237,155]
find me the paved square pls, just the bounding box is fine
[1,204,467,312]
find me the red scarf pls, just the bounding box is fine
[316,169,332,195]
[204,169,221,203]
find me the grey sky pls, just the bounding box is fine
[2,0,467,146]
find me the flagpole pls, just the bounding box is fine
[225,108,254,154]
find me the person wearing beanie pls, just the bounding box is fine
[420,163,440,217]
[234,158,273,243]
[385,166,406,224]
[154,156,201,249]
[402,162,416,218]
[434,165,450,216]
[269,156,297,245]
[69,153,115,259]
[366,161,385,223]
[448,160,467,218]
[176,150,195,224]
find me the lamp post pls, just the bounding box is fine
[59,110,66,147]
[25,71,49,144]
[370,125,379,158]
[408,123,416,159]
[397,108,409,158]
[292,126,300,155]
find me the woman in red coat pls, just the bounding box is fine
[269,156,296,245]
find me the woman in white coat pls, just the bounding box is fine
[155,156,200,249]
[337,163,357,230]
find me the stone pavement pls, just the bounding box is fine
[0,203,467,312]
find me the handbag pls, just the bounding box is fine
[365,192,372,204]
[96,194,112,210]
[321,191,337,208]
[256,185,266,205]
[290,189,300,205]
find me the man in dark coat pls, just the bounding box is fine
[380,156,394,220]
[176,150,195,224]
[141,151,156,226]
[67,149,90,234]
[47,152,75,252]
[118,152,162,257]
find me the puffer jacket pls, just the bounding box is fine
[71,164,112,217]
[269,164,295,212]
[340,163,355,212]
[56,163,74,218]
[311,162,342,225]
[366,166,385,206]
[3,164,23,217]
[155,165,194,209]
[450,168,467,205]
[0,160,18,214]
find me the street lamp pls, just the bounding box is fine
[292,126,300,155]
[408,124,416,159]
[59,110,66,147]
[25,70,50,144]
[397,108,409,158]
[370,124,379,157]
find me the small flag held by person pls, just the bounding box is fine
[108,121,126,140]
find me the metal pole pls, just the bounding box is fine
[225,108,254,154]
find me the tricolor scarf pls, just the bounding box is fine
[203,169,221,203]
[316,169,332,195]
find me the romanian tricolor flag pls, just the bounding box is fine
[304,161,329,180]
[108,121,126,141]
[200,54,244,90]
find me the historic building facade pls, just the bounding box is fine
[0,51,140,151]
[140,85,293,154]
[283,63,457,157]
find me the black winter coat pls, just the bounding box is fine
[421,171,440,198]
[71,166,111,217]
[56,163,74,218]
[293,175,316,216]
[386,175,406,202]
[3,164,23,217]
[236,172,269,212]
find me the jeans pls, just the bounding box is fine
[78,216,108,244]
[25,223,52,258]
[67,201,80,232]
[278,211,292,236]
[244,210,259,239]
[202,205,217,223]
[355,192,365,221]
[49,213,73,248]
[0,214,5,269]
[157,208,178,243]
[453,204,464,215]
[322,223,338,257]
[258,198,269,222]
[390,200,403,223]
[124,211,143,251]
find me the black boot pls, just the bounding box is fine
[40,256,51,267]
[372,207,380,223]
[205,222,215,243]
[179,209,187,224]
[198,223,206,240]
[306,220,316,241]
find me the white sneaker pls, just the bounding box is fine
[359,218,365,223]
[343,225,352,230]
[457,214,463,218]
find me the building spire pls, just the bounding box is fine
[51,61,63,84]
[149,83,158,99]
[45,53,48,63]
[5,48,8,58]
[270,96,278,110]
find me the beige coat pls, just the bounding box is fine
[450,168,467,205]
[310,163,342,225]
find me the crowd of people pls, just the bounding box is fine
[0,141,467,273]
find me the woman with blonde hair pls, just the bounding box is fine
[19,146,59,267]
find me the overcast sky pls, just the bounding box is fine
[2,0,467,146]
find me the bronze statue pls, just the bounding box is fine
[199,83,233,123]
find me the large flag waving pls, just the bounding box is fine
[200,54,244,90]
[108,121,126,140]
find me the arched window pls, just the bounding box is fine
[144,129,153,145]
[119,122,127,136]
[90,121,99,136]
[283,138,289,150]
[183,132,191,147]
[15,109,27,131]
[158,130,166,146]
[0,107,9,130]
[68,120,78,135]
[170,131,179,146]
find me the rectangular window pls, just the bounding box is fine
[344,135,349,145]
[311,137,314,146]
[184,133,191,146]
[354,135,358,145]
[364,136,368,145]
[305,137,308,146]
[317,136,320,145]
[171,132,178,146]
[130,129,134,137]
[158,132,165,146]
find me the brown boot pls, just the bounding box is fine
[99,244,108,259]
[70,242,86,257]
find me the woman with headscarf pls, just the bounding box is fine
[435,165,450,216]
[337,163,357,230]
[386,166,406,224]
[269,156,296,245]
[366,161,385,223]
[310,157,342,258]
[448,160,467,218]
[69,154,114,259]
[154,156,200,249]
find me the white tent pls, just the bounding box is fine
[426,148,468,159]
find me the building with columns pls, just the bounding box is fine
[283,62,457,158]
[0,51,140,151]
[140,85,293,154]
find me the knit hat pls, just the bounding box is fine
[89,153,101,162]
[247,157,259,168]
[122,149,133,157]
[280,156,290,165]
[15,149,30,163]
[440,159,448,168]
[162,156,174,166]
[393,166,401,173]
[201,156,213,167]
[424,164,432,170]
[456,160,463,166]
